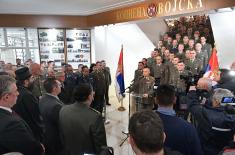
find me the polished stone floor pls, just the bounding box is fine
[104,95,135,155]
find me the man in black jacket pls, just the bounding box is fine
[60,83,107,155]
[13,67,44,142]
[76,65,94,88]
[56,71,70,105]
[39,77,63,155]
[0,75,44,155]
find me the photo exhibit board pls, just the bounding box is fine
[66,29,91,68]
[38,29,65,67]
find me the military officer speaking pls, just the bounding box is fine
[136,67,155,111]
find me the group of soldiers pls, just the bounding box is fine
[131,15,213,111]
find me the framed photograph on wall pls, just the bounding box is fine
[38,28,65,67]
[66,29,91,69]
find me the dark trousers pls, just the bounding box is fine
[105,86,109,104]
[92,94,105,114]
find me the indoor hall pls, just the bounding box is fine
[0,0,235,155]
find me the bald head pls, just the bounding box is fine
[197,78,212,91]
[30,63,41,76]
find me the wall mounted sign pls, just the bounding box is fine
[116,0,204,21]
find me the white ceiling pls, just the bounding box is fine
[0,0,145,15]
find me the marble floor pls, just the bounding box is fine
[104,95,135,155]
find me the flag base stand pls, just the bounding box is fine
[118,106,126,111]
[118,100,126,111]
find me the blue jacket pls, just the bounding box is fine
[156,108,203,155]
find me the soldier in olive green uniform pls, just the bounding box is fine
[30,63,46,99]
[130,62,144,94]
[201,36,212,59]
[171,61,189,114]
[184,50,203,75]
[152,56,167,85]
[173,62,189,93]
[195,43,208,70]
[90,62,106,113]
[136,68,155,111]
[168,57,180,86]
[101,60,112,106]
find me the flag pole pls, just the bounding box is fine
[118,98,126,111]
[117,44,125,111]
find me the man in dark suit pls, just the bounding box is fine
[76,65,94,88]
[39,77,63,155]
[56,72,70,105]
[0,75,44,155]
[13,67,44,142]
[60,83,107,155]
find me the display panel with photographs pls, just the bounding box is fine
[7,28,26,47]
[0,28,5,47]
[38,29,65,67]
[66,29,91,68]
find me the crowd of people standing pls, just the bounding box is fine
[0,59,112,155]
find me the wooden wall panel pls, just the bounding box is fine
[0,15,87,28]
[0,0,234,28]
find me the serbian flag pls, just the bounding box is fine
[203,48,219,79]
[115,45,125,102]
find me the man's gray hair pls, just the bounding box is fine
[212,88,234,104]
[0,75,16,98]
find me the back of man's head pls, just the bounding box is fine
[73,83,92,103]
[128,111,165,154]
[197,77,212,91]
[43,77,58,94]
[156,85,176,107]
